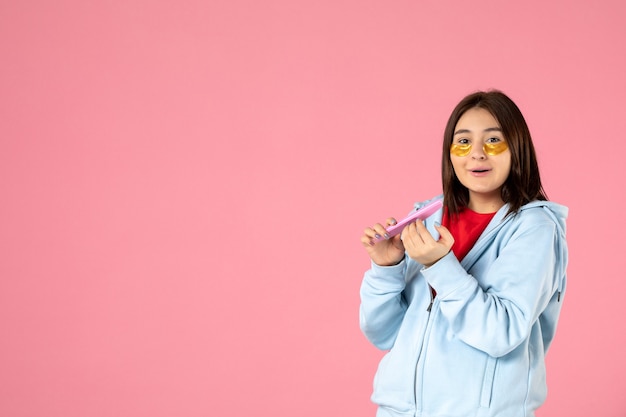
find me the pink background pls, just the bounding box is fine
[1,1,625,416]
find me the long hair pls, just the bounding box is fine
[442,90,547,216]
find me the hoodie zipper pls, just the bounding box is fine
[426,286,435,312]
[414,211,507,413]
[415,295,437,414]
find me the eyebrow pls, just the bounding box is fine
[454,127,502,135]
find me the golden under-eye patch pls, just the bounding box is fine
[483,141,508,155]
[450,141,508,157]
[450,143,472,157]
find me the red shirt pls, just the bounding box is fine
[442,207,496,261]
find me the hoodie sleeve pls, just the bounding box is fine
[359,258,410,350]
[422,209,567,357]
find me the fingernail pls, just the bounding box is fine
[375,234,382,239]
[390,220,397,225]
[434,222,441,227]
[384,233,390,239]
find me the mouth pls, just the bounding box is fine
[469,167,492,176]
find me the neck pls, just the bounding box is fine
[468,193,505,214]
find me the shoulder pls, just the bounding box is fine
[514,200,568,228]
[500,200,568,244]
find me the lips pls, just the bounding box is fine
[469,167,492,177]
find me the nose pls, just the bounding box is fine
[471,144,487,160]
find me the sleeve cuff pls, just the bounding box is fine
[422,252,473,297]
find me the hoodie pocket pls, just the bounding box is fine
[371,351,415,414]
[479,356,498,408]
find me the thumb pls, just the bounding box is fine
[434,223,455,248]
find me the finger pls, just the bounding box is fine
[371,223,392,241]
[402,222,422,246]
[362,225,386,245]
[372,223,387,240]
[390,233,405,249]
[385,217,398,227]
[361,225,383,245]
[414,220,435,244]
[360,234,375,247]
[410,222,427,242]
[400,223,411,242]
[434,223,455,247]
[364,223,384,236]
[363,226,377,239]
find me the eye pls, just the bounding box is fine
[450,141,472,157]
[483,138,509,156]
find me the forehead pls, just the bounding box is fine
[454,107,500,131]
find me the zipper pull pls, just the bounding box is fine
[427,285,435,312]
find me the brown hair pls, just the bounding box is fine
[442,90,547,216]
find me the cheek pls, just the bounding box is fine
[450,156,464,174]
[499,156,512,178]
[504,154,512,172]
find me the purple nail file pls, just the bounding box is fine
[374,199,443,242]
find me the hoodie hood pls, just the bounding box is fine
[519,199,568,233]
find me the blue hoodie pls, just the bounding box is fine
[360,197,568,417]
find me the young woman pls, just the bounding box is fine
[359,90,568,417]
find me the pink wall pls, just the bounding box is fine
[1,1,624,416]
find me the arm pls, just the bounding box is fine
[423,219,564,357]
[359,214,410,350]
[359,259,409,350]
[359,202,445,350]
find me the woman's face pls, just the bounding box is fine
[450,107,512,212]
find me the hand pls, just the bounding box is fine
[401,221,454,267]
[361,217,406,266]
